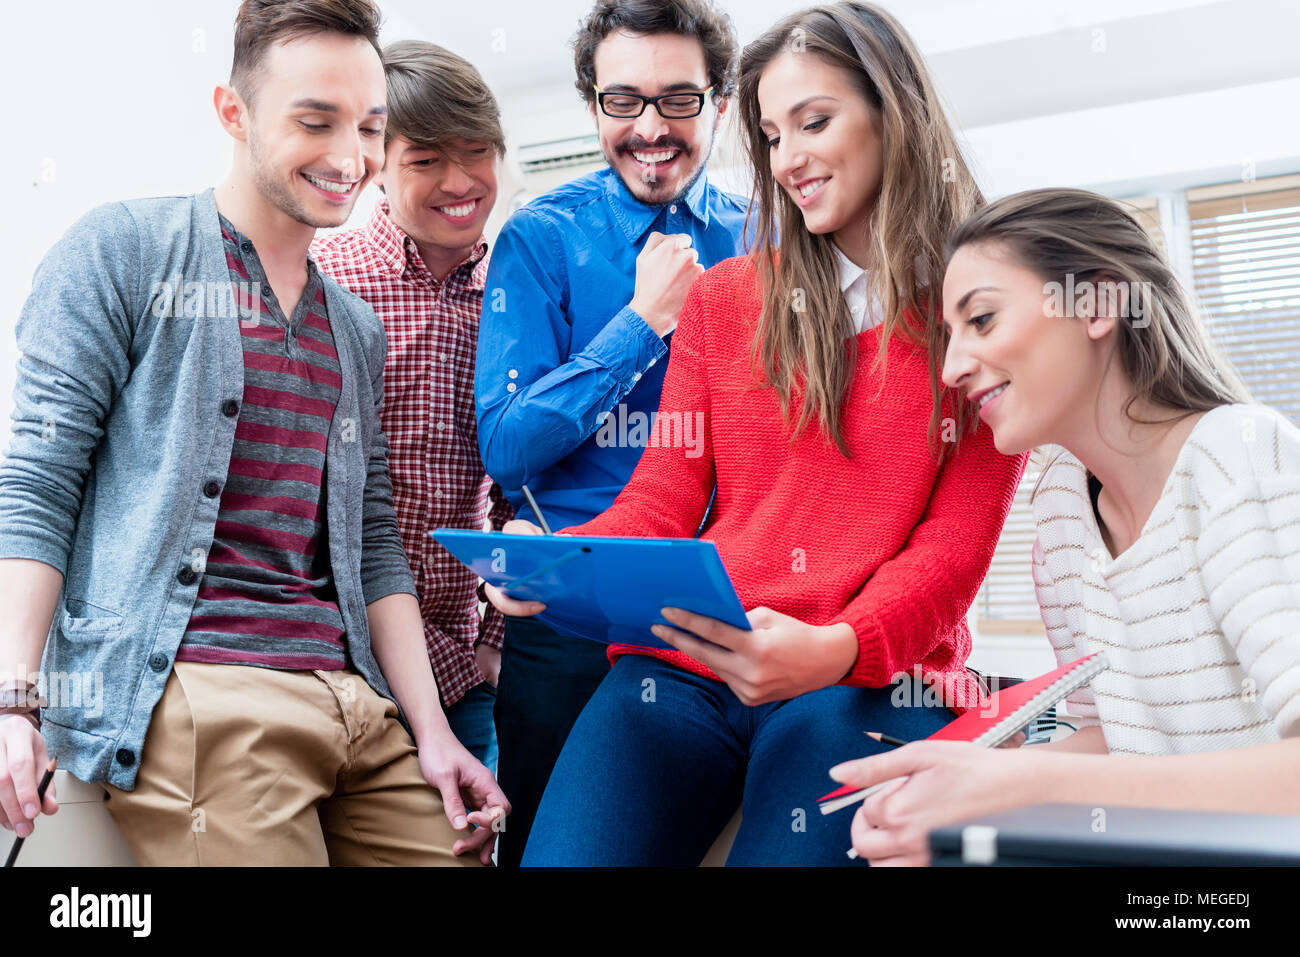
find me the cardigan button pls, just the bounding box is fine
[148,653,168,673]
[203,480,220,498]
[222,399,239,417]
[178,567,198,586]
[115,748,135,767]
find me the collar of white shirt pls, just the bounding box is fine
[831,241,883,335]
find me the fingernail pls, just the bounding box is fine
[828,765,845,782]
[24,803,37,817]
[454,816,467,829]
[16,823,31,838]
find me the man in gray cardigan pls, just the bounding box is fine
[0,0,506,865]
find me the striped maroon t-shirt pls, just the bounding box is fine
[176,214,348,670]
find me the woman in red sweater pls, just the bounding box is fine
[491,1,1028,865]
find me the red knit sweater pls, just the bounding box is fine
[565,255,1028,714]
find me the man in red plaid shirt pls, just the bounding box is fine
[313,40,512,774]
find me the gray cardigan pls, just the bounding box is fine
[0,188,418,789]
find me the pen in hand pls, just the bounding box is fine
[4,755,57,868]
[520,484,553,535]
[866,731,911,749]
[840,733,912,859]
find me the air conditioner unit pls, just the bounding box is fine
[515,133,604,175]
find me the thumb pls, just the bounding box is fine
[435,773,469,830]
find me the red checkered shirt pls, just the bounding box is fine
[312,201,514,708]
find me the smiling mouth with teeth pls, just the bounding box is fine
[437,199,479,218]
[304,173,359,195]
[978,383,1009,408]
[630,149,680,165]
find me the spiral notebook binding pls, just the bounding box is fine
[972,651,1109,749]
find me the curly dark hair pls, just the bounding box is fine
[572,0,738,105]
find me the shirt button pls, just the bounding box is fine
[633,372,642,382]
[648,358,657,367]
[203,480,220,498]
[115,748,136,767]
[240,241,253,254]
[148,653,168,673]
[440,353,448,362]
[669,205,678,214]
[507,383,517,393]
[222,399,239,417]
[436,421,447,432]
[434,488,443,499]
[508,369,518,379]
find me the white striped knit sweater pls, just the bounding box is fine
[1031,403,1300,755]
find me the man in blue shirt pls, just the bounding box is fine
[475,0,750,866]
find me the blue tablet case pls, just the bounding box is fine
[431,529,751,648]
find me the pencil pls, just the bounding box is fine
[3,756,57,868]
[520,484,552,535]
[865,731,911,748]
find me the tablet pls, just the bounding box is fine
[432,529,750,647]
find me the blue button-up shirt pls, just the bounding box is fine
[475,167,750,529]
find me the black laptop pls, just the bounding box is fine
[930,802,1300,866]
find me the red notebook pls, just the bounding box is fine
[818,652,1109,814]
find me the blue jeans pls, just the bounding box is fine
[445,681,499,775]
[522,656,951,866]
[492,616,612,866]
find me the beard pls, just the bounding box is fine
[608,122,718,207]
[248,127,349,230]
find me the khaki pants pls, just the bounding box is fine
[102,660,481,866]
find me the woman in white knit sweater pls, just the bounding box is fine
[833,188,1300,865]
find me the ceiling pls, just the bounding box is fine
[382,0,1300,129]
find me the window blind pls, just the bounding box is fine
[976,446,1056,634]
[1188,174,1300,425]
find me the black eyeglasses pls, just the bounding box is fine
[593,85,715,119]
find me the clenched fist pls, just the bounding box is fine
[629,231,705,337]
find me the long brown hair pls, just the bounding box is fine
[737,1,983,458]
[944,188,1253,451]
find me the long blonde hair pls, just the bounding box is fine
[944,188,1253,443]
[737,1,983,458]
